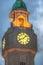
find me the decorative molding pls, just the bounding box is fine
[3,47,36,59]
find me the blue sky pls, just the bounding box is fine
[0,0,43,65]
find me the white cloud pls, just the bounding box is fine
[33,0,43,51]
[29,0,43,51]
[35,1,43,35]
[0,55,5,65]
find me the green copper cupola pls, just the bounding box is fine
[12,0,27,11]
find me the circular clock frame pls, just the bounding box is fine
[17,32,30,45]
[2,38,6,50]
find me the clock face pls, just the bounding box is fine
[2,38,6,50]
[17,33,30,45]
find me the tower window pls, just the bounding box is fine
[18,18,24,25]
[19,18,24,22]
[20,62,26,65]
[20,55,26,65]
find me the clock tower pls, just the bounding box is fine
[2,0,37,65]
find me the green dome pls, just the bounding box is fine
[12,0,27,11]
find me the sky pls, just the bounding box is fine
[0,0,43,65]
